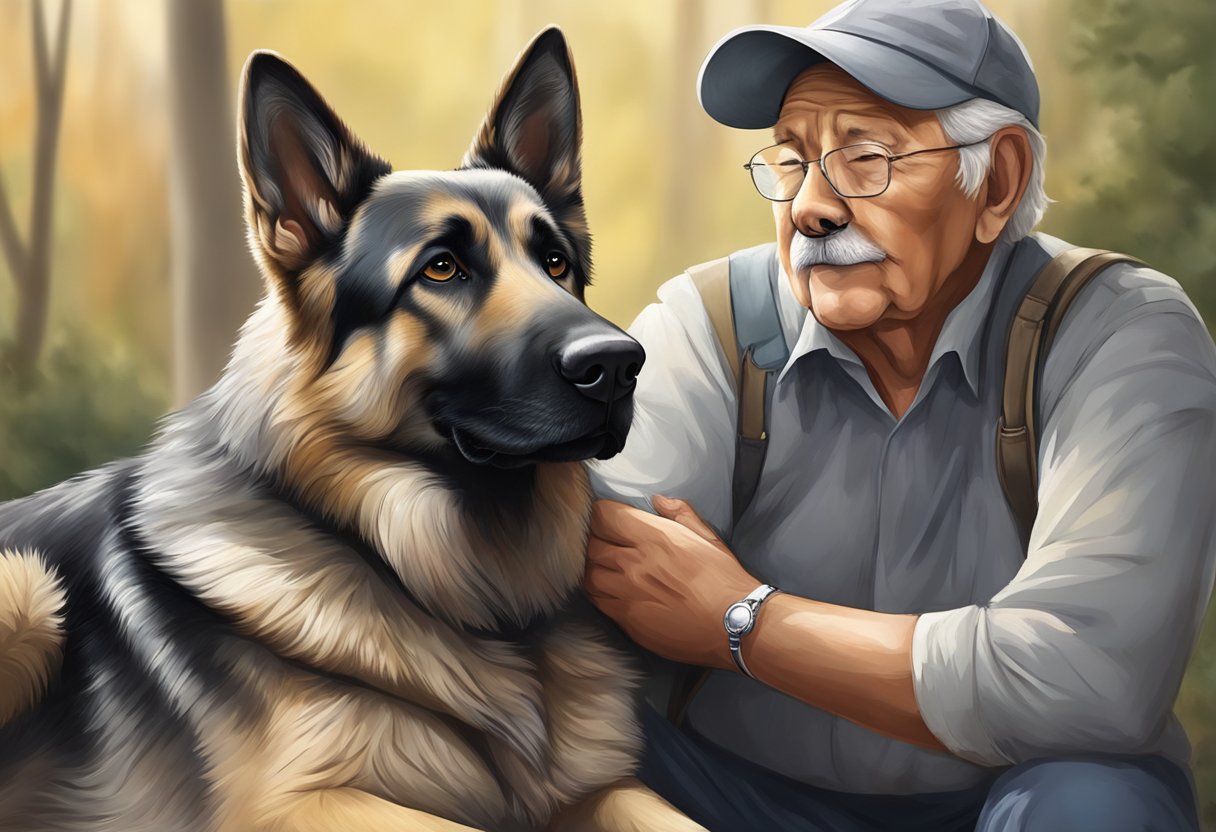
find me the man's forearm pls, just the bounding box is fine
[744,594,948,753]
[584,497,950,754]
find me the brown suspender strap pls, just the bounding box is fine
[998,248,1143,537]
[676,256,765,726]
[686,257,740,388]
[687,257,774,444]
[738,351,768,441]
[687,256,775,519]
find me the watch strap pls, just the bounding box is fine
[726,584,780,678]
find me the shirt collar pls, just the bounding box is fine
[775,241,1013,396]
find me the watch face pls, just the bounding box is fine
[724,602,753,636]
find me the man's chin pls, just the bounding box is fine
[805,259,885,284]
[788,260,878,304]
[807,282,890,332]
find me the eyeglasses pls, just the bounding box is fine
[743,140,987,201]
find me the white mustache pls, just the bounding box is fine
[790,226,886,271]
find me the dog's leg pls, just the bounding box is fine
[268,789,485,832]
[549,778,708,832]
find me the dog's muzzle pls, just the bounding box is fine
[555,332,644,404]
[436,327,645,468]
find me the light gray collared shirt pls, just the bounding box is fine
[589,233,1216,794]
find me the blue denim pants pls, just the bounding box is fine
[638,706,1201,831]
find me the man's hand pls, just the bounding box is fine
[584,496,759,670]
[584,497,945,751]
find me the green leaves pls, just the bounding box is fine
[1049,0,1216,328]
[0,334,164,501]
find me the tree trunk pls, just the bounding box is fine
[0,0,71,379]
[167,0,259,407]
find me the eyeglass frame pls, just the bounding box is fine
[742,139,989,201]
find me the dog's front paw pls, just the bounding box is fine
[549,778,709,832]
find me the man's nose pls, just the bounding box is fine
[790,163,852,237]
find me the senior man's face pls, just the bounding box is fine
[773,64,985,331]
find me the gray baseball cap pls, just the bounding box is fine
[699,0,1040,129]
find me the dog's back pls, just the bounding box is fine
[0,465,240,831]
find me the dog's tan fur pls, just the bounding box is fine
[133,325,671,829]
[144,34,701,829]
[0,30,705,832]
[0,550,65,728]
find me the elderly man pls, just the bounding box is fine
[585,0,1216,829]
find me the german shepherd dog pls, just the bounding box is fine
[0,28,704,832]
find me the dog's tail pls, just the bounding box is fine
[0,549,66,727]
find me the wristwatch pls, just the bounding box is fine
[722,584,781,679]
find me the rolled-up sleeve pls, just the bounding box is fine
[913,268,1216,766]
[588,274,738,536]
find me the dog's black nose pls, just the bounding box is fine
[557,332,645,402]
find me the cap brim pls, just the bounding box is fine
[699,26,979,129]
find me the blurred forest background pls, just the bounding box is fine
[1,0,1214,824]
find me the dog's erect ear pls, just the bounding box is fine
[464,28,588,263]
[238,51,390,280]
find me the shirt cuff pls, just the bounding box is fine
[911,606,1011,767]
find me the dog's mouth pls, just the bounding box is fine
[448,426,623,469]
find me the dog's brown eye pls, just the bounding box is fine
[546,252,569,279]
[423,255,459,282]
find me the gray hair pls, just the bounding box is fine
[935,98,1048,243]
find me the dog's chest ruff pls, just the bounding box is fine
[208,611,640,831]
[132,463,639,831]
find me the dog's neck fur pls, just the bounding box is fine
[143,296,592,633]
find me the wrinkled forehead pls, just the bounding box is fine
[776,64,936,142]
[347,168,558,259]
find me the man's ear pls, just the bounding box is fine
[975,126,1032,245]
[238,51,391,284]
[463,27,590,271]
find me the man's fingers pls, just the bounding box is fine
[590,499,646,546]
[652,495,722,545]
[584,558,625,600]
[592,497,726,552]
[586,590,624,622]
[585,537,634,572]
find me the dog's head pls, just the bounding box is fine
[237,30,642,474]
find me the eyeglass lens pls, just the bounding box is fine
[749,143,892,200]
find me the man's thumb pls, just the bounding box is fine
[653,495,722,544]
